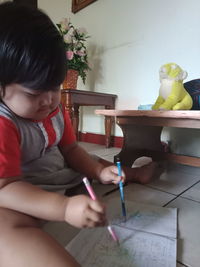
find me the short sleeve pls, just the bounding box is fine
[59,108,76,147]
[0,116,21,178]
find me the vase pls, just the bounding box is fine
[62,69,79,89]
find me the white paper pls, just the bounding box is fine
[66,201,177,267]
[108,200,177,238]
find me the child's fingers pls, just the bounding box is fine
[89,199,105,214]
[108,166,120,180]
[112,177,121,184]
[109,166,126,183]
[120,171,126,183]
[84,218,106,228]
[87,199,107,226]
[85,208,106,227]
[109,165,119,175]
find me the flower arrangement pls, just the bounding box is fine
[57,18,91,84]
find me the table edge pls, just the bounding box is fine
[95,109,200,119]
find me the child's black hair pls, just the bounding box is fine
[0,2,66,93]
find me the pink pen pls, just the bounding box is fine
[83,177,119,243]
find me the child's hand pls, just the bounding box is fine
[98,165,126,185]
[64,195,107,228]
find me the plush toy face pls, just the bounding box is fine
[159,63,187,82]
[152,62,193,110]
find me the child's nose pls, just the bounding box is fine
[41,91,53,105]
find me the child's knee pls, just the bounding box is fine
[0,208,41,265]
[0,207,40,231]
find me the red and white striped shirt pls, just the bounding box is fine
[0,103,76,178]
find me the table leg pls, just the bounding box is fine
[115,124,164,167]
[64,100,79,140]
[73,104,79,140]
[105,116,113,148]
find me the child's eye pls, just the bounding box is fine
[25,92,40,97]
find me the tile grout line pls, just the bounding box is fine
[180,196,200,204]
[102,183,128,197]
[177,260,189,267]
[163,180,200,207]
[145,184,177,196]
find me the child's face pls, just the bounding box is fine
[1,83,61,120]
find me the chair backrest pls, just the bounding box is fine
[184,79,200,110]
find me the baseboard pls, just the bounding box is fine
[78,132,123,148]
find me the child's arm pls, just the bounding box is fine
[0,109,106,228]
[60,142,104,179]
[59,142,124,184]
[59,109,124,184]
[0,177,106,228]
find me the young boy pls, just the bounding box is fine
[0,3,156,267]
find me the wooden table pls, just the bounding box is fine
[61,89,117,147]
[95,109,200,167]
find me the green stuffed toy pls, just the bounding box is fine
[152,63,193,110]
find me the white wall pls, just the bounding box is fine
[38,0,200,142]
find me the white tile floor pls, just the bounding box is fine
[44,142,200,267]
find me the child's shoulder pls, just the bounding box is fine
[0,102,35,131]
[0,102,17,122]
[0,102,20,135]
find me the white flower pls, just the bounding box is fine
[63,33,72,44]
[60,18,69,31]
[77,27,88,36]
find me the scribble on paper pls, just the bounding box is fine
[66,201,177,267]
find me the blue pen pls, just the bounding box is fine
[116,160,127,221]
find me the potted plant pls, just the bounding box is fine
[57,18,91,89]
